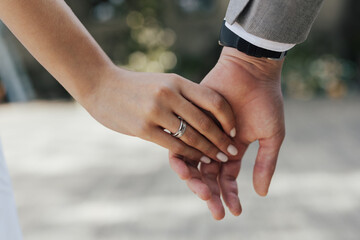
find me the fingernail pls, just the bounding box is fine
[230,128,236,138]
[216,152,228,162]
[200,156,211,164]
[227,144,238,156]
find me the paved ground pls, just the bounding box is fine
[0,98,359,240]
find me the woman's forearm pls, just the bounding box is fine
[0,0,240,165]
[0,0,114,102]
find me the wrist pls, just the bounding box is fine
[219,47,284,82]
[76,62,121,108]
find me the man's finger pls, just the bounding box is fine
[186,159,212,201]
[169,152,191,180]
[219,160,242,216]
[200,162,225,220]
[169,152,211,200]
[253,135,284,196]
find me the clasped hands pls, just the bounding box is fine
[169,47,285,220]
[85,47,285,220]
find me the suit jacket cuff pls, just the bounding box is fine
[225,0,324,44]
[225,21,295,52]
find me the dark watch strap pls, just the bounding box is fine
[219,20,287,60]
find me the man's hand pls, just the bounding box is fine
[169,47,285,220]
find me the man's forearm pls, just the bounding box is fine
[0,0,114,102]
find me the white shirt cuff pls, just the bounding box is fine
[225,21,295,52]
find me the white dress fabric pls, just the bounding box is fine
[0,140,23,240]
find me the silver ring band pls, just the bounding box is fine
[172,117,187,138]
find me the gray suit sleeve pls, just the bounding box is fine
[225,0,324,44]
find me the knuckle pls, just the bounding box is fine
[186,153,200,162]
[223,174,237,182]
[169,73,181,81]
[202,169,218,179]
[136,121,152,138]
[184,131,200,147]
[172,143,186,154]
[168,74,183,86]
[211,93,226,111]
[154,85,175,100]
[218,134,230,149]
[255,161,276,173]
[203,144,217,158]
[198,117,212,132]
[144,103,161,119]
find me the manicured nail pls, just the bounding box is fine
[200,156,211,164]
[227,144,238,156]
[216,152,228,162]
[230,128,236,138]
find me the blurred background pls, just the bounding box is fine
[0,0,359,239]
[1,0,360,101]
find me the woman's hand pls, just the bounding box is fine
[0,0,238,164]
[82,66,239,163]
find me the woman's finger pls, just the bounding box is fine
[160,115,230,163]
[180,79,237,138]
[147,127,210,164]
[170,93,239,159]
